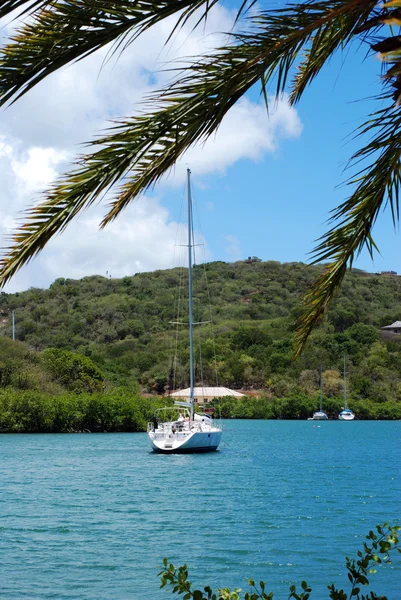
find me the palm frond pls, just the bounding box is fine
[0,36,267,285]
[0,0,257,106]
[294,101,401,355]
[0,1,51,19]
[1,0,400,359]
[290,1,377,103]
[0,0,384,285]
[0,1,381,286]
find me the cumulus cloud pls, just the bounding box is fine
[40,197,196,280]
[171,96,302,183]
[11,146,69,194]
[0,5,303,292]
[1,195,210,292]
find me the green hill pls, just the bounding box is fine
[0,260,401,419]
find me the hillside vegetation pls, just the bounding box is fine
[0,336,167,432]
[1,260,401,422]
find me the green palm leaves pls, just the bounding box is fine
[0,0,400,355]
[0,1,235,105]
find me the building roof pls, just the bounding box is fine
[381,321,401,330]
[170,386,245,398]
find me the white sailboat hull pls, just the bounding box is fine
[338,410,355,421]
[308,411,328,420]
[148,427,222,453]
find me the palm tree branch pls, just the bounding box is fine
[0,38,267,286]
[0,0,389,296]
[290,3,378,103]
[0,0,51,19]
[0,0,378,108]
[294,103,401,356]
[0,0,257,107]
[80,2,383,228]
[247,0,377,101]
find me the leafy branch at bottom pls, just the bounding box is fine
[159,523,400,600]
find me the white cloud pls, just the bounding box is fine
[11,146,69,193]
[2,195,211,293]
[0,5,303,292]
[41,197,192,278]
[171,96,302,183]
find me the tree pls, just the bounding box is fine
[0,1,400,353]
[42,348,104,393]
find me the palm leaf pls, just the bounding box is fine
[1,0,401,358]
[0,0,382,281]
[0,0,257,106]
[0,1,381,285]
[294,101,401,355]
[0,1,51,18]
[290,2,377,103]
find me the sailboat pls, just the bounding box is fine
[147,169,223,453]
[308,365,328,420]
[338,356,355,421]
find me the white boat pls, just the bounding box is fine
[338,356,355,421]
[309,410,328,421]
[308,365,328,420]
[148,409,222,453]
[147,169,222,453]
[338,409,355,421]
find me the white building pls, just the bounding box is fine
[381,320,401,334]
[170,386,244,406]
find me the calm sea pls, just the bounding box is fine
[0,420,400,599]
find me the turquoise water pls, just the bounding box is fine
[0,420,400,599]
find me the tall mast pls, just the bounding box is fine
[343,355,347,409]
[319,364,323,412]
[187,169,195,420]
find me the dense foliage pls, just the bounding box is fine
[159,523,400,600]
[1,260,401,416]
[212,395,401,421]
[0,336,168,432]
[0,260,400,426]
[0,388,167,433]
[42,347,104,393]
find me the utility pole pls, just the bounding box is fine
[12,310,15,341]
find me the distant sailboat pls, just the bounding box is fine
[147,169,223,453]
[308,365,328,420]
[338,356,355,421]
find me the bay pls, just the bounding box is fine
[0,420,400,599]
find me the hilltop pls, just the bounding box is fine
[0,260,400,417]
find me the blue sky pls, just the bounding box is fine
[163,0,398,274]
[0,1,398,292]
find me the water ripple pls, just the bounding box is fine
[0,421,400,599]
